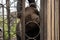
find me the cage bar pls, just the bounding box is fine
[6,0,11,40]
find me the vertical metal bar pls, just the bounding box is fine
[2,5,5,40]
[6,0,10,40]
[21,0,25,40]
[40,0,44,40]
[43,0,47,40]
[47,0,52,40]
[59,0,60,40]
[51,0,55,40]
[17,0,22,18]
[55,0,59,40]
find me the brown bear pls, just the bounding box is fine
[16,3,40,40]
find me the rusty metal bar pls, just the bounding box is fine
[21,0,25,40]
[6,0,11,40]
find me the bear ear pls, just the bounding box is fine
[29,3,36,8]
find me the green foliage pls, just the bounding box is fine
[4,23,16,40]
[0,17,19,40]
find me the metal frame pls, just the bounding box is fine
[0,0,59,40]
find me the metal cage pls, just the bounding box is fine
[0,0,41,40]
